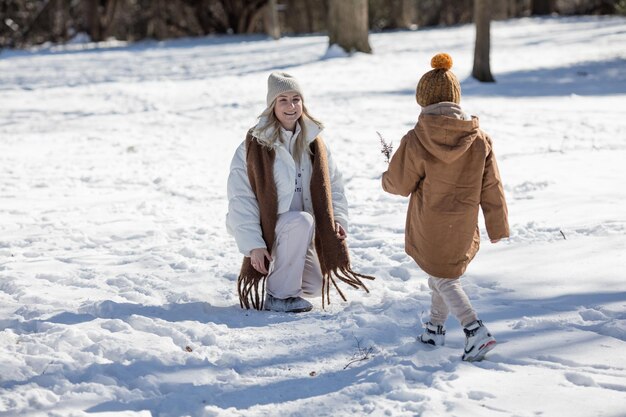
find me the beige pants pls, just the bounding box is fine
[266,211,323,299]
[428,275,478,328]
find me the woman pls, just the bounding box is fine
[226,71,372,312]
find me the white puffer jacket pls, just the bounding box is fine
[226,117,349,256]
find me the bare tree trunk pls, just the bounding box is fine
[147,0,168,40]
[282,0,309,33]
[84,0,101,41]
[233,0,268,34]
[328,0,371,53]
[13,0,52,46]
[101,0,119,39]
[391,0,415,29]
[303,0,316,32]
[245,5,267,33]
[264,0,280,39]
[416,0,442,27]
[472,0,495,82]
[196,0,222,34]
[440,0,473,25]
[50,0,70,42]
[507,0,518,17]
[531,0,556,15]
[84,0,119,42]
[490,0,509,20]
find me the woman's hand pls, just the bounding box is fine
[335,222,347,240]
[250,248,272,274]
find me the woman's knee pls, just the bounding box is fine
[295,211,314,228]
[279,211,314,232]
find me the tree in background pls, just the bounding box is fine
[414,0,473,27]
[557,0,621,15]
[1,0,624,50]
[264,0,280,39]
[278,0,326,34]
[328,0,372,53]
[84,0,119,42]
[532,0,557,14]
[472,0,495,82]
[1,0,71,48]
[391,0,416,29]
[217,0,268,34]
[142,0,269,39]
[369,0,416,30]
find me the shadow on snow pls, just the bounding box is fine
[345,58,626,99]
[1,288,624,415]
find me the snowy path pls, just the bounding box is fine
[1,16,625,417]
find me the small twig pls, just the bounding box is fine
[377,131,393,164]
[41,361,54,375]
[343,337,374,370]
[559,230,566,240]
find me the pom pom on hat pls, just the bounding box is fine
[430,53,453,71]
[416,52,461,107]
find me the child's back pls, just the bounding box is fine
[382,101,508,279]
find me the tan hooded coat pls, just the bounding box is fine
[382,103,509,279]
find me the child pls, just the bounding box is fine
[381,53,509,361]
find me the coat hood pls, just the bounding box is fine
[416,102,481,164]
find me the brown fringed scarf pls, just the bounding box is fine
[237,133,374,310]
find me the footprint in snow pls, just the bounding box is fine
[565,372,598,387]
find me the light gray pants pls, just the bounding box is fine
[266,211,323,299]
[428,275,478,328]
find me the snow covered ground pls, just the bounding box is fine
[1,15,625,417]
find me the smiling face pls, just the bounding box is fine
[273,92,303,131]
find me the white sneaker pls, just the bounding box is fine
[264,294,312,313]
[419,322,446,346]
[462,320,496,362]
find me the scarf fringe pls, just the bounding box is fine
[240,265,374,310]
[238,272,267,311]
[321,266,375,309]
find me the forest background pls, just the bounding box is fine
[2,0,625,50]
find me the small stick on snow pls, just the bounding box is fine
[343,337,374,370]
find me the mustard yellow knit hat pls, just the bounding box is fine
[416,53,461,107]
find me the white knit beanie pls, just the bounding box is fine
[266,71,304,106]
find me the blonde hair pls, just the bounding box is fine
[254,100,324,164]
